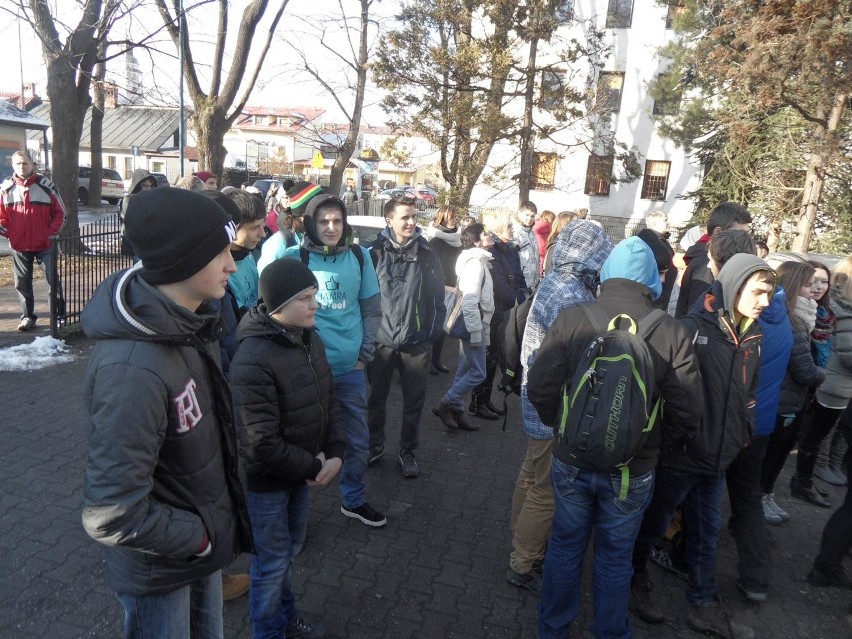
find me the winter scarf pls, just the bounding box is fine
[792,296,818,334]
[812,302,836,367]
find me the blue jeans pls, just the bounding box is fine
[538,458,654,639]
[441,339,486,411]
[247,486,310,639]
[12,248,63,319]
[631,466,725,606]
[116,570,223,639]
[336,368,370,509]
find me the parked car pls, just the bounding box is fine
[375,188,409,201]
[78,166,124,205]
[150,172,170,188]
[405,186,436,209]
[252,179,284,200]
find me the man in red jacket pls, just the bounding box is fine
[0,150,65,330]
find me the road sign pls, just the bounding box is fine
[311,151,324,169]
[131,145,139,157]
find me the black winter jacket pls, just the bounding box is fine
[668,255,774,476]
[675,241,712,319]
[778,328,825,415]
[528,278,702,476]
[369,228,446,351]
[81,266,252,596]
[489,239,528,312]
[229,305,346,493]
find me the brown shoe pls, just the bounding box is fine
[222,572,250,601]
[452,409,479,431]
[432,405,458,429]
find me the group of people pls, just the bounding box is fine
[65,165,852,639]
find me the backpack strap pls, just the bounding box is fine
[301,244,366,276]
[636,308,669,339]
[579,302,610,333]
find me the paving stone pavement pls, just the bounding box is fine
[1,283,851,637]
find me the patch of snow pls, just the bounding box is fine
[0,336,76,371]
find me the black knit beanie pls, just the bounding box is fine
[259,258,319,314]
[285,181,324,218]
[125,188,237,285]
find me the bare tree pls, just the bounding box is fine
[284,0,376,195]
[11,0,122,245]
[154,0,289,177]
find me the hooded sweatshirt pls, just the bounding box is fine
[80,265,251,596]
[520,220,614,439]
[455,246,495,345]
[281,194,381,376]
[671,254,777,475]
[528,237,702,474]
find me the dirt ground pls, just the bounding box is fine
[0,255,12,287]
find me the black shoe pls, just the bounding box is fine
[469,403,499,420]
[431,361,450,374]
[807,566,852,589]
[483,399,505,416]
[629,572,665,624]
[367,445,385,466]
[285,617,326,639]
[341,502,387,527]
[506,567,542,597]
[432,405,459,430]
[687,603,755,639]
[398,448,419,478]
[790,475,832,508]
[452,409,479,431]
[736,579,768,603]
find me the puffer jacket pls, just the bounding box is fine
[489,238,527,312]
[455,247,495,345]
[753,288,793,436]
[779,327,826,415]
[520,220,614,439]
[529,238,701,476]
[229,305,346,493]
[80,265,252,596]
[370,227,446,351]
[668,254,776,476]
[0,172,65,252]
[816,296,852,409]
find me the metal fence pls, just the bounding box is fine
[49,213,133,337]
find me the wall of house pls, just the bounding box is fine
[470,0,701,226]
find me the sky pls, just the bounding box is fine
[0,0,398,126]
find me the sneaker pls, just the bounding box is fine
[285,617,326,639]
[398,448,419,478]
[341,502,387,527]
[506,567,542,597]
[687,603,755,639]
[17,316,35,331]
[221,572,250,601]
[367,445,385,466]
[629,571,665,624]
[807,566,852,589]
[736,579,768,603]
[764,493,790,522]
[649,546,688,581]
[761,494,784,525]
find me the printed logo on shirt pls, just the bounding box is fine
[317,275,348,310]
[173,378,203,433]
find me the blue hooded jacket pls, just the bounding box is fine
[754,287,793,436]
[600,236,663,300]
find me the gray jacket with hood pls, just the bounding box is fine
[81,265,252,596]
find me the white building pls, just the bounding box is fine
[472,0,701,227]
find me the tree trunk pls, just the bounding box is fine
[518,36,539,204]
[193,106,229,180]
[790,92,847,253]
[89,52,106,206]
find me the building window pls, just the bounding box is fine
[641,160,671,200]
[596,72,625,113]
[152,161,164,173]
[124,157,133,179]
[666,0,686,29]
[107,156,117,170]
[540,70,564,111]
[532,152,557,191]
[585,154,614,196]
[555,0,574,23]
[652,74,682,116]
[606,0,634,28]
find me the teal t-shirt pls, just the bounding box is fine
[228,253,258,311]
[282,245,380,375]
[257,231,303,273]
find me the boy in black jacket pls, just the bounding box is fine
[631,253,776,639]
[230,258,345,639]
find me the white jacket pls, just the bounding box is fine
[455,247,495,345]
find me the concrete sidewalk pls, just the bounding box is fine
[0,312,850,637]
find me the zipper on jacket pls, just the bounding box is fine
[303,340,326,456]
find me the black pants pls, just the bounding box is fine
[431,332,447,366]
[727,434,771,591]
[797,402,844,479]
[472,309,506,402]
[814,406,852,573]
[761,412,805,494]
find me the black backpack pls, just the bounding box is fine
[497,293,535,397]
[556,303,668,498]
